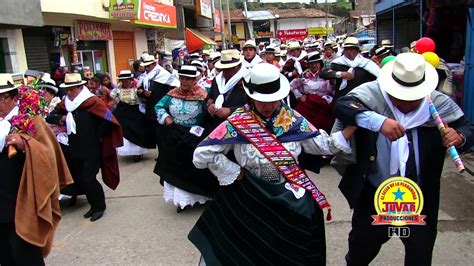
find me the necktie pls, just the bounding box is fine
[405,130,418,183]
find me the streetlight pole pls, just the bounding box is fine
[226,0,233,48]
[325,0,329,38]
[219,0,227,49]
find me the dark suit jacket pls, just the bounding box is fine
[320,63,377,100]
[334,95,474,208]
[138,80,172,121]
[204,79,247,130]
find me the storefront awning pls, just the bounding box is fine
[185,28,216,53]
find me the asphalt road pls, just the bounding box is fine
[45,152,474,265]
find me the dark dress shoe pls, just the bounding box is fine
[69,195,77,206]
[90,210,105,222]
[83,208,94,218]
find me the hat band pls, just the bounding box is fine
[64,80,84,86]
[179,69,198,76]
[0,81,14,90]
[392,73,425,87]
[244,78,280,95]
[119,74,133,78]
[220,57,241,65]
[210,57,221,63]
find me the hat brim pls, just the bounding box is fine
[378,60,438,101]
[214,56,243,69]
[140,60,157,67]
[0,86,18,94]
[117,74,134,80]
[178,73,200,78]
[343,44,360,48]
[243,45,257,50]
[59,80,87,88]
[243,74,290,102]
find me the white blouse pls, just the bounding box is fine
[193,130,351,186]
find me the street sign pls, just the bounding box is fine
[178,50,185,58]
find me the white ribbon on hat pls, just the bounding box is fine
[65,87,94,139]
[0,106,19,152]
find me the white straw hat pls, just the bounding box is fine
[140,54,158,67]
[378,53,438,101]
[215,50,243,69]
[178,65,200,78]
[59,73,87,89]
[117,70,134,80]
[0,74,18,94]
[243,63,290,102]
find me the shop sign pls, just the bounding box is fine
[197,0,213,19]
[254,31,273,38]
[307,27,334,36]
[134,0,177,29]
[109,0,139,20]
[277,29,308,42]
[76,21,112,41]
[214,8,221,33]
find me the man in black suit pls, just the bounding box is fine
[333,53,474,265]
[205,49,248,130]
[320,37,379,100]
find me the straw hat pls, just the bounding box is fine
[243,40,258,50]
[0,74,19,94]
[307,52,323,63]
[209,52,221,64]
[243,63,290,102]
[117,70,134,80]
[378,53,438,101]
[381,39,394,48]
[288,41,301,50]
[265,44,277,54]
[215,50,243,69]
[59,73,87,89]
[140,54,158,67]
[343,37,360,48]
[178,65,200,78]
[37,73,59,93]
[375,47,390,57]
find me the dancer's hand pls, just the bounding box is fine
[207,103,217,116]
[300,95,307,102]
[341,72,354,80]
[380,118,405,141]
[215,107,231,119]
[236,168,245,181]
[443,126,464,147]
[6,133,25,152]
[164,117,174,126]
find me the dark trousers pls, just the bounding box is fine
[65,157,106,211]
[346,181,440,266]
[0,223,44,266]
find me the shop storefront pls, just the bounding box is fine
[74,20,112,74]
[22,26,72,73]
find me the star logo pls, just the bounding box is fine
[392,188,405,201]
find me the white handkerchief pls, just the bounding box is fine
[285,182,305,199]
[189,126,205,137]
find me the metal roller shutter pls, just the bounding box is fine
[22,28,51,73]
[113,31,136,73]
[376,12,393,46]
[395,5,421,50]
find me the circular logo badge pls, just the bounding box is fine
[372,177,426,226]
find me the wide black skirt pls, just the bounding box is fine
[113,102,155,149]
[154,124,219,198]
[188,172,326,265]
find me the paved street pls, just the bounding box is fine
[45,152,474,265]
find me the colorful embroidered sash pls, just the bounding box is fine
[227,111,331,211]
